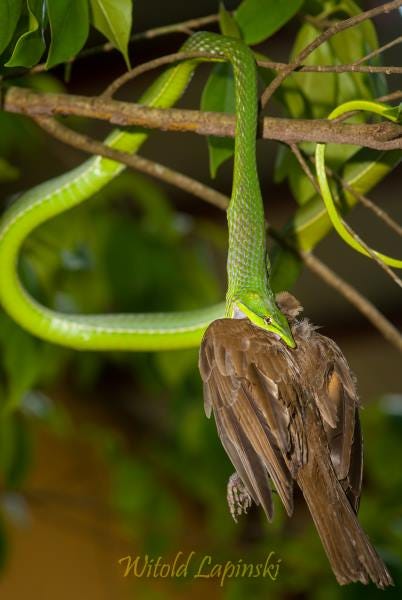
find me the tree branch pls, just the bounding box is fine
[4,87,402,151]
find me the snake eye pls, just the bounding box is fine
[264,317,272,325]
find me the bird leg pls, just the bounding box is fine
[227,472,252,522]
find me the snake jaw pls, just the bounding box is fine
[228,291,296,349]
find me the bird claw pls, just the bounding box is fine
[227,472,252,523]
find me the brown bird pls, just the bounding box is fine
[199,292,393,588]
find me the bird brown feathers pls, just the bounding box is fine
[199,292,393,588]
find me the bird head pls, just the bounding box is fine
[228,290,296,348]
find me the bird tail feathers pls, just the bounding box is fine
[298,463,393,589]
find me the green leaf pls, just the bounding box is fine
[46,0,89,68]
[235,0,302,45]
[201,62,235,178]
[89,0,132,67]
[0,0,23,54]
[219,3,241,39]
[5,0,45,67]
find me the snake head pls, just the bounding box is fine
[229,290,296,348]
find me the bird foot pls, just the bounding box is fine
[227,472,252,523]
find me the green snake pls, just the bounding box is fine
[0,32,399,352]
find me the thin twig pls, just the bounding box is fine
[378,90,402,103]
[32,116,402,352]
[290,144,402,289]
[260,0,402,108]
[5,87,402,151]
[353,34,402,65]
[257,60,402,74]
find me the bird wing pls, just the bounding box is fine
[298,326,363,512]
[199,318,307,518]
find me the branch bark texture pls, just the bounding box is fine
[4,87,402,151]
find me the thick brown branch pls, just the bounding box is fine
[4,87,402,150]
[33,115,402,353]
